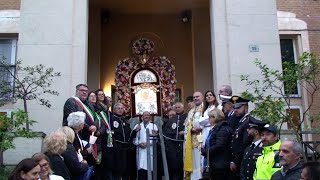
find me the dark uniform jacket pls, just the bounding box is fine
[201,121,233,170]
[63,97,98,140]
[226,111,240,132]
[240,140,263,180]
[271,162,303,180]
[231,115,255,168]
[110,113,137,175]
[162,112,187,172]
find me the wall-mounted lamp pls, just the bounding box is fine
[181,10,192,23]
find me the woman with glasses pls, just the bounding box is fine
[95,89,109,113]
[32,153,64,180]
[8,158,41,180]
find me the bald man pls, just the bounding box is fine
[163,102,187,180]
[184,91,203,180]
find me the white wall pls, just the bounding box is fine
[17,0,89,133]
[4,0,89,164]
[211,0,282,96]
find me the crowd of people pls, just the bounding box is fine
[8,84,320,180]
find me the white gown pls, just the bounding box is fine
[198,105,216,145]
[133,122,158,171]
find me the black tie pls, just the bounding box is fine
[251,143,255,149]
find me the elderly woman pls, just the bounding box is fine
[43,131,70,180]
[67,112,87,151]
[57,126,89,180]
[200,108,233,180]
[67,111,95,165]
[8,158,40,180]
[32,153,64,180]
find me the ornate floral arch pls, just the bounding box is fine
[115,38,176,116]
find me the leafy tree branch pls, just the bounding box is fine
[240,52,320,143]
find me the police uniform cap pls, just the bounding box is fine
[261,124,278,134]
[248,117,268,129]
[220,94,232,106]
[230,95,250,108]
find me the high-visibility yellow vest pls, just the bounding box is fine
[253,140,282,180]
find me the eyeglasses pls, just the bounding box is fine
[78,89,88,92]
[39,162,49,168]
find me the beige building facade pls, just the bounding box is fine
[1,0,318,164]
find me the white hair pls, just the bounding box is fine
[67,111,85,128]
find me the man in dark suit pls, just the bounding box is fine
[63,84,97,140]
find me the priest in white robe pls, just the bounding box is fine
[133,111,158,180]
[184,91,204,180]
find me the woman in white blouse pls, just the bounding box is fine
[199,91,219,170]
[199,91,219,143]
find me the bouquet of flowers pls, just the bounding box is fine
[132,38,155,56]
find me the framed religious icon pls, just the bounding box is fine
[130,67,161,116]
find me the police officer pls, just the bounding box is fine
[230,96,256,179]
[220,95,239,132]
[240,118,267,180]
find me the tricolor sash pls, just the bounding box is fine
[72,96,95,124]
[72,97,98,160]
[95,112,102,128]
[100,111,110,130]
[100,111,113,147]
